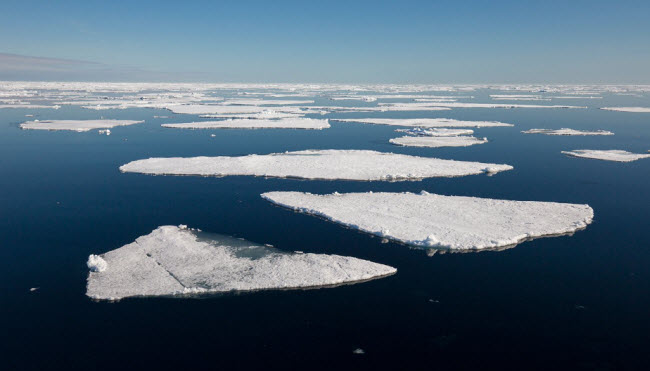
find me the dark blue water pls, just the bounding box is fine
[1,91,649,370]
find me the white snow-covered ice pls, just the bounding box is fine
[20,119,144,132]
[395,128,475,137]
[334,118,513,128]
[561,150,650,162]
[600,107,650,113]
[119,149,513,181]
[162,118,329,130]
[390,135,488,148]
[86,225,396,300]
[261,191,594,251]
[522,128,614,136]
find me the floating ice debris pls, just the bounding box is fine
[390,135,487,148]
[261,192,593,251]
[353,348,365,355]
[330,96,377,102]
[561,150,650,162]
[87,255,107,272]
[20,119,143,132]
[29,287,39,292]
[221,99,314,105]
[0,104,61,109]
[119,150,513,181]
[522,128,613,136]
[86,225,396,300]
[162,118,329,130]
[98,129,111,135]
[490,94,550,101]
[395,128,475,137]
[600,107,650,113]
[334,118,512,128]
[166,105,271,115]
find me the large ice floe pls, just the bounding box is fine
[86,225,396,300]
[395,128,475,137]
[561,150,650,162]
[390,136,487,148]
[522,128,614,136]
[19,119,144,132]
[261,191,594,252]
[119,150,513,181]
[161,118,329,130]
[600,107,650,113]
[333,118,513,128]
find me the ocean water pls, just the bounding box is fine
[1,90,649,370]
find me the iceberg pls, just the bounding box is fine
[562,150,650,162]
[20,119,144,132]
[600,107,650,113]
[522,128,614,136]
[86,225,396,300]
[161,118,329,130]
[119,149,513,181]
[395,128,475,137]
[261,191,594,251]
[390,135,487,148]
[333,118,513,128]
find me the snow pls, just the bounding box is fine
[600,107,650,113]
[86,225,396,300]
[119,149,513,181]
[87,255,107,272]
[390,135,487,148]
[561,150,650,162]
[162,118,330,130]
[333,118,513,128]
[395,128,475,137]
[20,119,143,132]
[522,128,614,136]
[261,191,594,251]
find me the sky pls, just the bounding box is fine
[1,0,649,83]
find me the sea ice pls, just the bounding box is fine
[600,107,650,113]
[522,128,614,136]
[561,150,650,162]
[390,135,487,148]
[261,191,594,251]
[333,118,513,128]
[86,225,396,300]
[395,128,475,137]
[378,102,585,109]
[19,119,143,132]
[161,118,329,130]
[119,149,513,181]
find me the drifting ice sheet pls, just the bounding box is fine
[600,107,650,113]
[561,150,650,162]
[86,225,396,300]
[119,150,513,181]
[334,118,512,128]
[20,119,143,132]
[522,128,614,136]
[395,128,475,137]
[162,118,329,130]
[261,191,594,251]
[390,135,487,148]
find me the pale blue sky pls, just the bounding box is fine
[1,0,649,83]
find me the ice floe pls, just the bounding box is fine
[261,191,594,251]
[162,118,329,130]
[86,225,396,300]
[600,107,650,113]
[390,136,487,148]
[378,102,586,109]
[395,128,474,137]
[522,128,614,136]
[561,150,650,162]
[119,150,513,181]
[334,118,512,128]
[20,119,143,132]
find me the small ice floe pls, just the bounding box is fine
[352,348,365,355]
[600,107,650,113]
[330,96,377,102]
[261,191,594,252]
[98,129,111,136]
[210,134,216,137]
[153,115,169,118]
[522,128,613,136]
[29,287,39,292]
[390,135,487,148]
[562,150,650,162]
[20,119,143,132]
[490,94,550,101]
[0,104,61,109]
[25,114,34,117]
[221,99,314,106]
[333,118,512,128]
[119,149,513,181]
[395,128,474,137]
[377,102,585,109]
[86,225,396,300]
[161,118,330,130]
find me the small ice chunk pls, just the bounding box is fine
[30,287,39,292]
[86,226,396,300]
[119,149,513,181]
[20,119,143,132]
[600,107,650,113]
[395,128,474,137]
[353,348,365,355]
[162,118,329,130]
[261,191,594,251]
[334,118,512,128]
[390,135,487,148]
[562,150,650,162]
[522,128,613,136]
[98,129,111,135]
[87,254,108,272]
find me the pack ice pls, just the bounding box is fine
[86,225,396,300]
[20,119,144,132]
[162,118,329,130]
[119,150,513,181]
[261,192,594,251]
[562,150,650,162]
[390,136,487,148]
[522,128,614,136]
